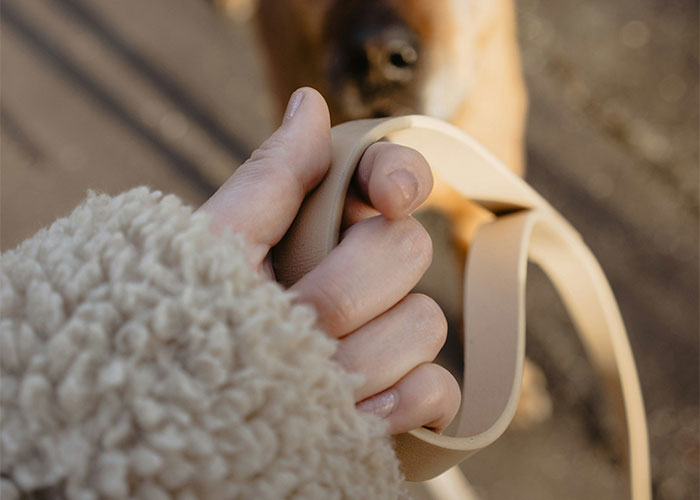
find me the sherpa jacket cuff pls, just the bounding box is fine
[0,188,404,499]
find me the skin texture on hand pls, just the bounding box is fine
[200,87,460,434]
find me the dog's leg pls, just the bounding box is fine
[421,0,527,247]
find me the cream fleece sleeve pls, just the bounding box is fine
[0,188,404,500]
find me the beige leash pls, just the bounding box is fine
[273,115,651,500]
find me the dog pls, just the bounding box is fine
[215,0,527,244]
[212,0,551,429]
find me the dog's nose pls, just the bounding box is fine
[346,27,420,86]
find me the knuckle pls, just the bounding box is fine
[332,340,356,372]
[313,278,358,336]
[425,364,449,398]
[401,217,433,269]
[410,294,448,354]
[248,134,290,164]
[423,364,460,411]
[243,137,305,198]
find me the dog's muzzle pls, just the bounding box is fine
[324,5,424,119]
[343,25,419,88]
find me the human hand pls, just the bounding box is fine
[200,88,460,434]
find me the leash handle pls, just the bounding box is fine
[272,116,650,499]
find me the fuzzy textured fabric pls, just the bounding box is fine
[0,188,404,499]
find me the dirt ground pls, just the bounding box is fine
[1,0,698,498]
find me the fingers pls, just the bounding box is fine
[200,87,331,264]
[290,215,433,338]
[334,294,447,401]
[200,88,432,271]
[342,143,433,228]
[357,363,461,434]
[334,293,459,434]
[197,87,454,436]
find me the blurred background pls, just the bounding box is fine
[1,0,697,498]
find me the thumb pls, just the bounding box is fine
[201,88,332,264]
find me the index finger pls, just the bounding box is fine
[343,143,433,227]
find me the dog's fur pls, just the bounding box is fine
[256,0,526,171]
[217,0,527,244]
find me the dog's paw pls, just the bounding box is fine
[512,358,553,429]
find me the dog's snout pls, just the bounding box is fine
[346,27,420,86]
[323,3,426,119]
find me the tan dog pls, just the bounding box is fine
[214,0,550,428]
[216,0,526,243]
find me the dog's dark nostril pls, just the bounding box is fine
[341,26,420,85]
[388,44,418,69]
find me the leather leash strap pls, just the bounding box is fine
[272,116,651,500]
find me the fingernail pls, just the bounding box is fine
[357,389,398,419]
[283,89,305,123]
[389,169,419,208]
